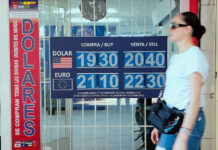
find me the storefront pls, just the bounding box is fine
[0,0,217,150]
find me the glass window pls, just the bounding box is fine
[39,0,180,149]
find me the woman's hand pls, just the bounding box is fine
[172,132,189,150]
[151,128,159,144]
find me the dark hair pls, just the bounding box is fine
[181,12,206,40]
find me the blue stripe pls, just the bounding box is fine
[164,119,179,133]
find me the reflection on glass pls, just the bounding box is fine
[39,0,180,149]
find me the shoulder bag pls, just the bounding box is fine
[147,90,184,134]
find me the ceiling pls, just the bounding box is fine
[38,0,179,35]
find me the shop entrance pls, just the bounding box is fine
[39,0,180,150]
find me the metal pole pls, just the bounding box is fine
[64,0,73,149]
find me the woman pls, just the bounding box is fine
[151,12,209,150]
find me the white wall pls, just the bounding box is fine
[200,0,217,149]
[0,0,12,150]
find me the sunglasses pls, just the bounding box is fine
[169,23,189,29]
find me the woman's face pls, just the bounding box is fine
[168,15,191,42]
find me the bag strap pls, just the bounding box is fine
[158,79,165,98]
[158,89,164,99]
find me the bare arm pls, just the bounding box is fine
[172,72,202,150]
[181,72,202,134]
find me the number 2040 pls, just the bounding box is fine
[124,52,166,67]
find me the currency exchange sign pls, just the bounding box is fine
[50,37,167,98]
